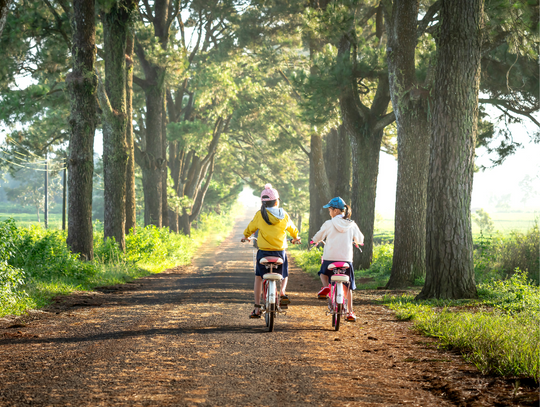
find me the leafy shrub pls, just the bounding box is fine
[478,268,540,313]
[474,222,539,284]
[9,226,99,281]
[0,219,26,305]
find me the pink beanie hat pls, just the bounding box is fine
[260,183,279,201]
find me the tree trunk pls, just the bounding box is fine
[66,0,97,260]
[348,125,384,270]
[418,0,484,300]
[385,0,431,288]
[0,0,11,39]
[335,125,351,201]
[162,93,169,229]
[141,87,163,227]
[338,35,393,270]
[308,132,331,240]
[133,0,170,228]
[125,31,136,235]
[101,2,133,251]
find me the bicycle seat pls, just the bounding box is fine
[259,256,284,266]
[263,273,283,281]
[331,274,349,283]
[327,262,349,270]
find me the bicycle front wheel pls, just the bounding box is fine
[333,289,341,331]
[267,303,275,332]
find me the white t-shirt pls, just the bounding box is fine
[312,216,364,262]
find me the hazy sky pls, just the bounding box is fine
[375,119,540,218]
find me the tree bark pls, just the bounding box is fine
[308,132,331,240]
[0,0,11,39]
[385,0,431,288]
[134,0,171,228]
[418,0,484,300]
[101,1,134,251]
[162,93,169,229]
[125,31,136,235]
[66,0,97,260]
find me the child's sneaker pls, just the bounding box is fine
[317,286,330,299]
[346,312,357,322]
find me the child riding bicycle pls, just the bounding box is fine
[241,184,301,319]
[311,197,364,322]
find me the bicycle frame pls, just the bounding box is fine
[326,264,350,331]
[260,258,284,332]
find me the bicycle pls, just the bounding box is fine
[242,236,300,332]
[326,263,350,331]
[310,241,362,331]
[259,255,284,332]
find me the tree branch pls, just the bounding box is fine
[373,111,396,133]
[417,0,441,39]
[480,98,540,128]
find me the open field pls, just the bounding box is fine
[376,211,539,236]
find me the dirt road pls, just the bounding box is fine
[0,214,537,406]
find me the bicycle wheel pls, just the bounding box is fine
[333,289,341,331]
[263,281,270,326]
[267,303,275,332]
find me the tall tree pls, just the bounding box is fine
[383,0,437,288]
[125,31,136,234]
[98,0,137,251]
[66,0,97,260]
[418,0,484,299]
[133,0,178,227]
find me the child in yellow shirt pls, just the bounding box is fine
[241,184,301,318]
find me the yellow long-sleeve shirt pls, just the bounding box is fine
[243,210,299,251]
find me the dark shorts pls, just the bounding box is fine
[318,260,356,290]
[255,250,288,278]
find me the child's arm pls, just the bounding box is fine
[311,222,329,244]
[242,213,260,240]
[285,216,300,240]
[353,224,364,245]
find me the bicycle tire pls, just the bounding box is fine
[334,288,341,331]
[267,303,275,332]
[263,281,270,327]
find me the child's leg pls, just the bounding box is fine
[254,276,263,306]
[320,274,329,287]
[280,277,288,296]
[347,288,353,312]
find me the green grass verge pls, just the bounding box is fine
[0,206,240,318]
[382,270,540,382]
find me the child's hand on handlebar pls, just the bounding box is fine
[291,237,301,244]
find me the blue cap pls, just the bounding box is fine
[323,197,346,210]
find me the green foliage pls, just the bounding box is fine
[383,270,540,381]
[474,222,539,284]
[478,268,540,313]
[9,226,98,281]
[0,219,26,307]
[0,209,238,317]
[472,208,495,234]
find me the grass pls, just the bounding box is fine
[382,270,540,381]
[0,206,240,318]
